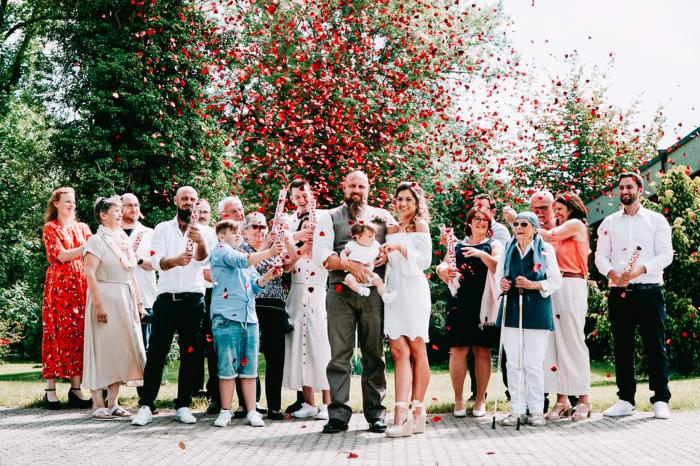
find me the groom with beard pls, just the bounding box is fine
[133,186,210,426]
[313,171,397,434]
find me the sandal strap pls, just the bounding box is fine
[394,401,411,410]
[93,408,112,418]
[410,400,424,408]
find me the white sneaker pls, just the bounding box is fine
[247,410,265,427]
[603,399,635,417]
[132,406,153,426]
[214,410,232,427]
[653,401,671,419]
[382,290,398,304]
[175,407,197,424]
[292,402,318,419]
[316,404,329,420]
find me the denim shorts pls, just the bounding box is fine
[212,316,259,379]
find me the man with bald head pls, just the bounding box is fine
[133,186,210,426]
[313,171,396,434]
[121,193,157,349]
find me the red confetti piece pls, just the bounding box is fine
[241,358,248,366]
[555,314,560,319]
[178,441,186,450]
[347,452,359,459]
[620,292,626,299]
[335,284,343,293]
[550,365,557,372]
[187,346,194,353]
[606,373,612,378]
[205,334,213,343]
[533,263,542,272]
[487,452,495,455]
[308,287,314,293]
[431,396,438,401]
[431,344,439,350]
[149,250,155,256]
[319,231,325,237]
[432,416,441,422]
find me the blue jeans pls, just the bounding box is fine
[212,316,259,379]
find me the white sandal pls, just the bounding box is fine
[385,402,413,438]
[411,400,426,434]
[109,405,132,418]
[92,407,114,421]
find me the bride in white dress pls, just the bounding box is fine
[383,182,432,438]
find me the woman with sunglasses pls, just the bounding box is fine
[437,209,503,419]
[538,193,592,421]
[496,211,562,427]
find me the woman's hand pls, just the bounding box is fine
[96,304,108,324]
[137,303,146,319]
[384,244,407,257]
[500,278,511,292]
[461,246,484,260]
[437,265,460,284]
[515,276,540,290]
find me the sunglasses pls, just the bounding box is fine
[531,206,549,213]
[512,221,531,228]
[249,224,267,230]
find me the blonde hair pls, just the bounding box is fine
[44,187,75,223]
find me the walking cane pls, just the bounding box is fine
[516,288,524,431]
[492,292,508,429]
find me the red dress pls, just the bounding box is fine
[41,220,92,379]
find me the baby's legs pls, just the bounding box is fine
[344,273,370,297]
[371,274,397,304]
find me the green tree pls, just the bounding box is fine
[47,0,227,224]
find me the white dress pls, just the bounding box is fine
[384,232,432,341]
[282,256,331,392]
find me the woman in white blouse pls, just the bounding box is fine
[383,182,433,438]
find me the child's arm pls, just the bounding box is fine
[340,247,351,268]
[247,239,284,267]
[255,265,283,291]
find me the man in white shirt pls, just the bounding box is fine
[218,195,245,221]
[313,171,396,434]
[504,190,557,231]
[120,193,157,350]
[133,186,210,426]
[595,172,673,419]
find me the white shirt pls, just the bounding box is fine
[150,217,209,295]
[343,240,381,266]
[595,205,673,285]
[491,220,511,247]
[125,222,157,308]
[200,224,219,289]
[495,240,562,298]
[313,205,398,269]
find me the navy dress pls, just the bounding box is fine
[446,239,499,348]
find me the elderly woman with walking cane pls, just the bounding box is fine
[495,211,562,428]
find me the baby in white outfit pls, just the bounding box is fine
[340,223,397,304]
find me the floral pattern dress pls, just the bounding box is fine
[41,220,92,379]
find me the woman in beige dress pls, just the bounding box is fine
[83,196,146,419]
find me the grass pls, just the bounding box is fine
[2,359,700,413]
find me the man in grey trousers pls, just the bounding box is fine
[313,170,396,434]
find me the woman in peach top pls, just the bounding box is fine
[539,193,592,421]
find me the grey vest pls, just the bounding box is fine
[328,204,388,284]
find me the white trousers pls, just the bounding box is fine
[544,278,590,395]
[502,327,550,415]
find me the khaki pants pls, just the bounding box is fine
[326,285,386,423]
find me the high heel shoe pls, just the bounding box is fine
[411,400,426,434]
[545,402,572,421]
[385,402,413,438]
[44,389,61,410]
[68,387,93,409]
[572,402,592,421]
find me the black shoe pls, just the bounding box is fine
[233,409,246,419]
[206,400,221,415]
[285,400,304,414]
[368,418,387,433]
[67,388,92,409]
[43,389,60,410]
[255,403,268,414]
[322,418,349,434]
[267,410,284,421]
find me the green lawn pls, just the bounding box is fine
[2,359,700,413]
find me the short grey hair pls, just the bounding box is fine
[217,195,242,214]
[529,190,554,205]
[94,196,122,224]
[242,212,267,230]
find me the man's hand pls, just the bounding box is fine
[186,224,204,245]
[292,228,314,243]
[346,260,373,284]
[608,270,627,287]
[620,265,645,285]
[174,250,194,267]
[268,239,284,256]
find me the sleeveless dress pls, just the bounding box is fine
[282,257,331,391]
[82,233,146,390]
[41,220,92,379]
[446,239,498,348]
[384,232,432,341]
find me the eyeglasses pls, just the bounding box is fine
[249,224,267,230]
[472,217,489,224]
[531,205,549,213]
[512,222,530,228]
[123,203,140,208]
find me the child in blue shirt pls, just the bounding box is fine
[210,220,283,428]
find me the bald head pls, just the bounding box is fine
[174,186,198,212]
[121,193,142,225]
[343,170,370,208]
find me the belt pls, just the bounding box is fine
[562,272,585,279]
[160,292,203,301]
[612,284,662,292]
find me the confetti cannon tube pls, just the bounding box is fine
[624,246,642,273]
[185,201,202,253]
[439,224,460,297]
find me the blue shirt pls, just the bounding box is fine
[210,242,264,323]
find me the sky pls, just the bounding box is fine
[501,0,700,148]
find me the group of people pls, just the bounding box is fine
[39,169,674,436]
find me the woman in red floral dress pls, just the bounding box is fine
[41,187,93,409]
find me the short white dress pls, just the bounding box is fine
[383,232,432,341]
[282,256,331,391]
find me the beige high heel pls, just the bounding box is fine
[386,402,413,438]
[572,402,592,421]
[411,400,426,434]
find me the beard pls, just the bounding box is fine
[177,207,192,223]
[620,193,638,205]
[344,196,365,219]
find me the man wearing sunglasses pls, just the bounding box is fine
[504,191,557,231]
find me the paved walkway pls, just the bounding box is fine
[1,408,698,465]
